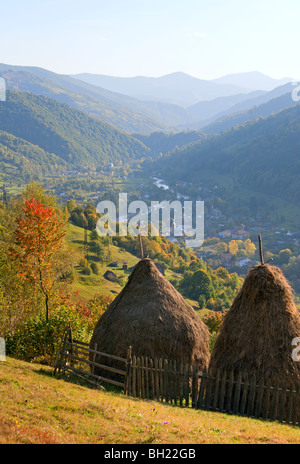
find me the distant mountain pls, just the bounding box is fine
[0,90,150,168]
[71,71,252,107]
[133,131,206,157]
[151,102,300,204]
[202,87,298,135]
[212,71,292,91]
[184,90,265,126]
[0,64,176,133]
[181,83,297,131]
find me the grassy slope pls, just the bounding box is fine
[65,223,198,305]
[65,223,140,298]
[1,357,299,444]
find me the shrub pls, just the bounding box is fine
[6,306,86,365]
[90,262,99,275]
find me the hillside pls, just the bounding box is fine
[1,357,299,444]
[184,90,265,128]
[0,90,150,168]
[0,65,192,133]
[202,91,298,135]
[133,131,206,157]
[1,65,296,134]
[0,130,67,181]
[149,103,300,205]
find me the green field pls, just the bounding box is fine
[1,357,299,444]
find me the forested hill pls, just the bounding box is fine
[0,91,150,167]
[201,89,297,135]
[0,130,68,180]
[149,102,300,204]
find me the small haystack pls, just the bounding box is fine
[209,264,300,387]
[90,258,210,376]
[103,270,117,282]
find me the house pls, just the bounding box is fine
[219,230,232,238]
[235,257,252,268]
[232,230,248,240]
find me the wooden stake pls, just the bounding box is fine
[258,234,264,265]
[136,225,144,259]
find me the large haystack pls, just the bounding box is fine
[209,264,300,387]
[90,258,210,377]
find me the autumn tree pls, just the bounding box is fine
[10,197,67,322]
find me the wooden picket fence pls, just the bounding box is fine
[53,324,130,389]
[125,355,300,426]
[53,327,300,427]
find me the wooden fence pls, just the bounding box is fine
[53,325,130,390]
[53,327,300,427]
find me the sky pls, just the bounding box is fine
[1,0,300,80]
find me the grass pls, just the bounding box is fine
[65,223,140,299]
[1,357,300,444]
[64,223,198,305]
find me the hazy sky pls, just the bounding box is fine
[1,0,300,79]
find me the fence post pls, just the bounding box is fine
[145,357,149,400]
[219,369,227,413]
[125,346,132,396]
[270,381,279,421]
[173,361,178,405]
[247,374,257,417]
[233,371,242,415]
[164,359,169,403]
[211,368,219,411]
[225,370,234,413]
[254,378,264,419]
[278,385,287,423]
[192,363,199,408]
[292,385,300,426]
[286,383,294,425]
[196,367,207,410]
[240,372,249,416]
[262,379,271,420]
[91,342,97,376]
[53,328,68,375]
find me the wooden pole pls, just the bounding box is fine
[136,225,144,259]
[258,234,264,265]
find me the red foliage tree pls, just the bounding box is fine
[10,198,66,321]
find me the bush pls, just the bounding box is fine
[90,262,99,275]
[82,265,92,275]
[6,306,87,365]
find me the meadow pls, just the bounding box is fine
[1,357,299,445]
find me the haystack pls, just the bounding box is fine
[209,264,300,387]
[90,258,210,378]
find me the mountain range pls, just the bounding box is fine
[0,90,151,180]
[0,63,299,210]
[150,101,300,205]
[0,64,295,134]
[72,71,291,106]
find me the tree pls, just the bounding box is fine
[180,269,214,301]
[215,242,228,254]
[10,197,67,322]
[278,249,292,265]
[228,240,239,255]
[244,238,256,257]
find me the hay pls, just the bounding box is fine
[209,264,300,387]
[90,258,210,377]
